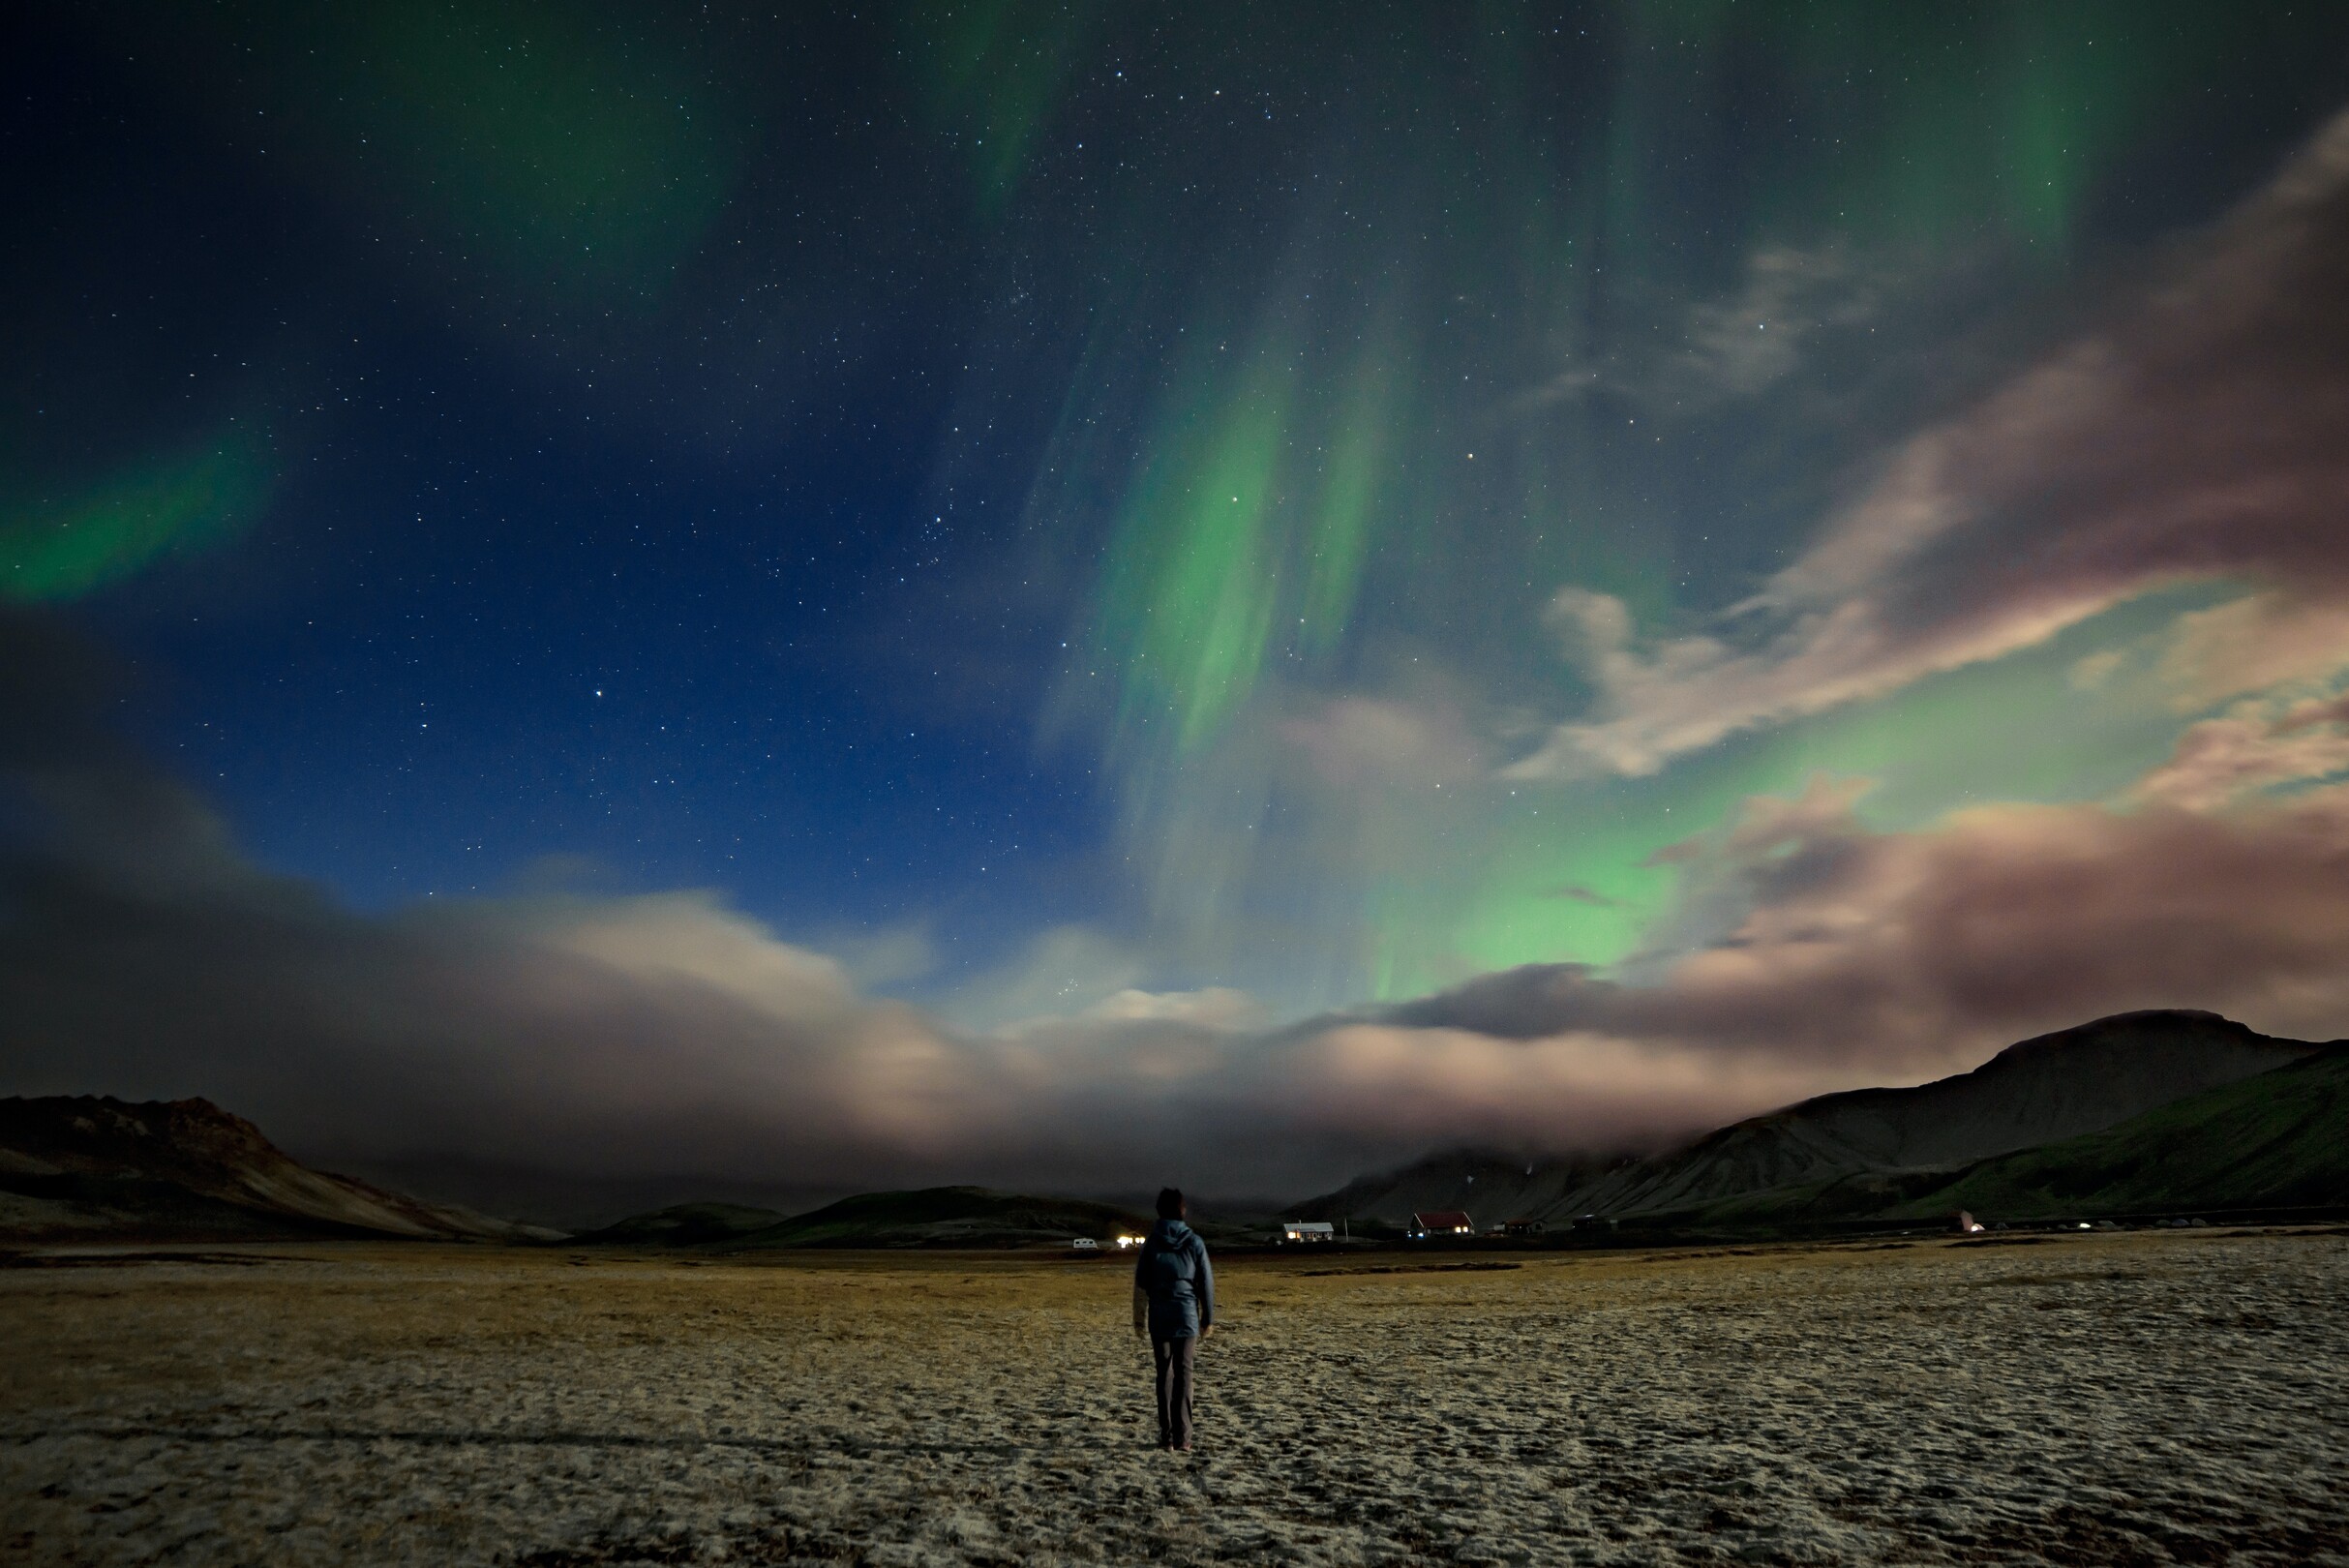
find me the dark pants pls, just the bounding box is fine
[1152,1334,1196,1448]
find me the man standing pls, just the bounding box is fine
[1131,1187,1215,1451]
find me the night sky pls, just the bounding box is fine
[8,3,2349,1206]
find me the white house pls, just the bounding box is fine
[1407,1210,1475,1239]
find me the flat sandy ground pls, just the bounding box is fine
[3,1231,2345,1567]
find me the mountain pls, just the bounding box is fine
[1577,1010,2324,1225]
[1895,1045,2349,1220]
[1285,1147,1635,1231]
[1292,1010,2327,1230]
[726,1186,1149,1250]
[570,1201,788,1246]
[338,1155,853,1232]
[0,1096,554,1243]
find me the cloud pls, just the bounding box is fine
[1520,241,1886,411]
[1391,769,2349,1072]
[2155,592,2349,709]
[1671,243,1883,401]
[2130,690,2349,811]
[0,615,1852,1194]
[1072,988,1266,1030]
[813,920,937,991]
[1510,109,2349,780]
[0,811,1740,1194]
[14,606,2349,1206]
[1280,691,1484,793]
[936,923,1151,1032]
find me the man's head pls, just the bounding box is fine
[1156,1187,1186,1221]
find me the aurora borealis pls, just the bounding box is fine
[8,3,2349,1202]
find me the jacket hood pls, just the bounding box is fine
[1151,1218,1193,1245]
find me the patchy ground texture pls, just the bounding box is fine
[2,1232,2345,1566]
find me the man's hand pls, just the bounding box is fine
[1197,1323,1214,1340]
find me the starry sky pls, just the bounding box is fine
[8,2,2349,1205]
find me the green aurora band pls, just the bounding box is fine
[93,0,732,301]
[987,3,2283,1001]
[14,2,2329,1013]
[1,434,271,604]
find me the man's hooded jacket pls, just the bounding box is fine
[1132,1218,1215,1340]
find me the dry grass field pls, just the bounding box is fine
[3,1231,2345,1567]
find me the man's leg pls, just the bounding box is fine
[1152,1337,1175,1446]
[1168,1334,1196,1449]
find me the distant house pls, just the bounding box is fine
[1408,1210,1474,1239]
[1279,1221,1336,1245]
[1500,1218,1545,1238]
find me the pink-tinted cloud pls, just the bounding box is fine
[1281,693,1485,792]
[0,837,1754,1194]
[2132,703,2349,811]
[1397,772,2349,1072]
[17,751,2349,1202]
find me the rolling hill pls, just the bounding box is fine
[1292,1010,2330,1231]
[0,1095,553,1243]
[728,1186,1148,1250]
[1285,1147,1633,1232]
[570,1201,788,1247]
[1576,1010,2325,1226]
[1894,1045,2349,1220]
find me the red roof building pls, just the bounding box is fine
[1408,1210,1474,1238]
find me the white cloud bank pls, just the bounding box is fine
[11,593,2349,1201]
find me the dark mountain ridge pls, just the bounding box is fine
[576,1187,1280,1251]
[727,1186,1150,1250]
[1295,1010,2332,1229]
[1580,1010,2322,1222]
[1893,1044,2349,1221]
[0,1095,552,1243]
[1284,1146,1638,1231]
[15,1010,2336,1249]
[569,1201,788,1248]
